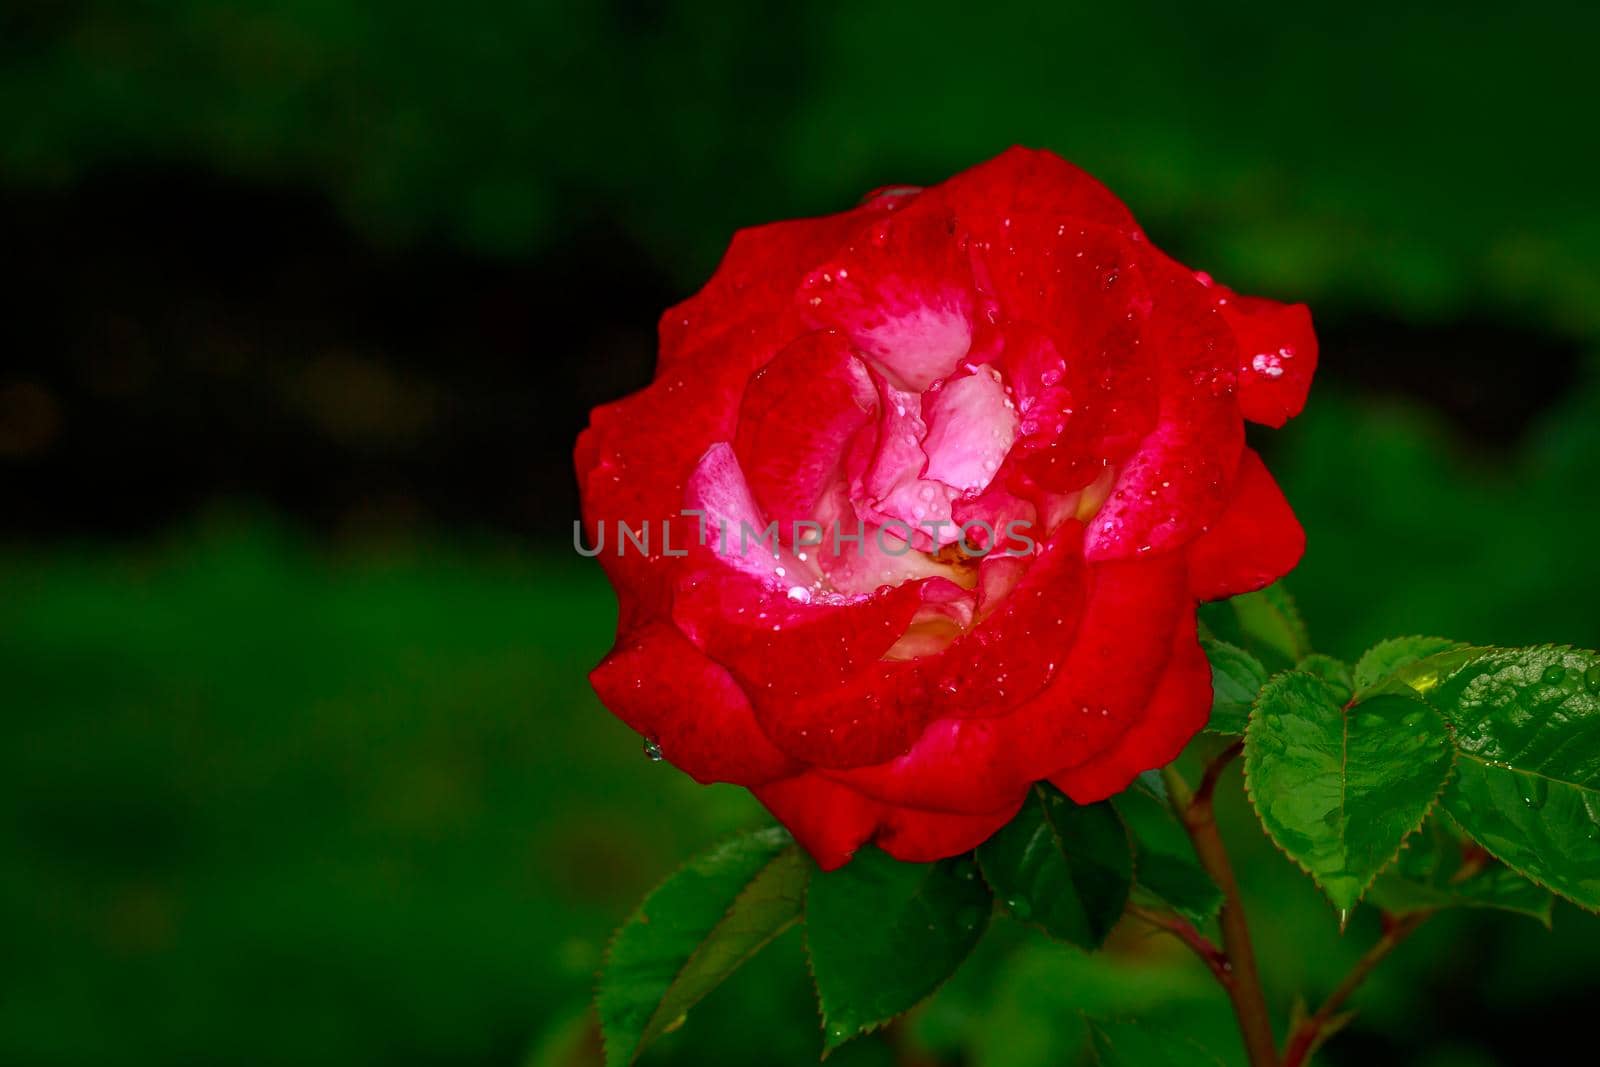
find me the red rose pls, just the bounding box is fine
[576,147,1314,869]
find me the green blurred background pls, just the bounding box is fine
[3,3,1598,1065]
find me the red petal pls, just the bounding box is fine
[1187,447,1305,601]
[1001,553,1191,781]
[931,520,1089,719]
[875,800,1024,863]
[672,566,924,691]
[985,242,1156,494]
[933,146,1139,231]
[823,551,1186,813]
[751,657,939,769]
[1083,255,1245,560]
[576,336,751,623]
[590,622,798,786]
[754,771,1022,869]
[821,716,1030,815]
[1051,615,1211,801]
[753,773,881,870]
[1083,407,1242,560]
[672,566,954,768]
[659,206,884,373]
[1219,294,1317,428]
[798,196,977,391]
[733,332,877,528]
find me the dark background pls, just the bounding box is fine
[3,3,1599,1065]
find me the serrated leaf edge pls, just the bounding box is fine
[635,846,808,1057]
[803,857,994,1057]
[1411,644,1600,915]
[1351,634,1466,697]
[1242,672,1458,920]
[595,825,793,1067]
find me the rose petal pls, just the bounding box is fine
[753,770,1024,869]
[577,337,751,623]
[1218,293,1318,428]
[1186,447,1305,601]
[811,483,969,596]
[1083,258,1245,560]
[683,442,815,585]
[799,199,976,391]
[660,206,885,373]
[848,373,959,548]
[934,146,1139,232]
[752,773,881,871]
[734,332,877,527]
[922,366,1019,494]
[1050,614,1211,801]
[671,567,955,767]
[875,800,1026,864]
[590,622,798,786]
[824,549,1185,814]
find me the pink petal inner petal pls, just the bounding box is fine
[684,442,817,590]
[922,366,1020,495]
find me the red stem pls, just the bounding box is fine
[1163,748,1279,1067]
[1280,911,1429,1067]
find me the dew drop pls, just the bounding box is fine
[1524,774,1551,809]
[1250,351,1286,379]
[642,738,664,761]
[1542,663,1569,686]
[1585,664,1600,693]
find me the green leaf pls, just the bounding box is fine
[977,787,1133,949]
[598,827,806,1067]
[806,847,991,1052]
[1367,818,1552,925]
[1086,1018,1225,1066]
[1245,672,1455,914]
[1111,784,1222,925]
[1353,635,1464,693]
[1397,645,1600,911]
[1297,653,1353,699]
[1201,637,1267,735]
[1231,582,1312,670]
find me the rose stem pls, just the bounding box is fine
[1279,911,1430,1067]
[1124,903,1232,984]
[1162,742,1280,1067]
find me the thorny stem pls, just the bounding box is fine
[1280,912,1431,1067]
[1162,745,1280,1067]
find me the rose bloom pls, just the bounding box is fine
[575,147,1313,869]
